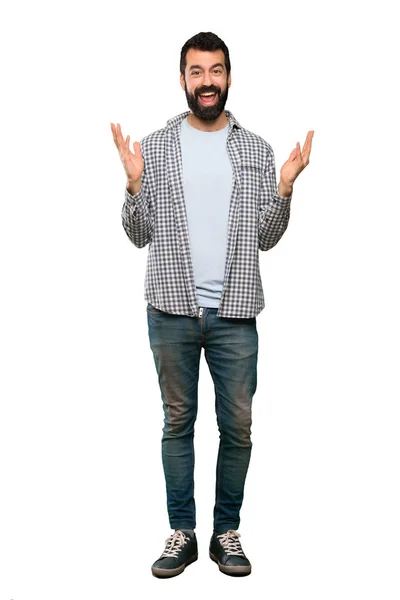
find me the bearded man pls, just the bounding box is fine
[111,30,313,578]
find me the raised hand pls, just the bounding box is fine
[111,122,144,184]
[280,130,314,189]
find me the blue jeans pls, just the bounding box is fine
[147,303,258,532]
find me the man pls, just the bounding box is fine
[111,31,313,578]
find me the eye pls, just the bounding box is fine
[191,70,200,76]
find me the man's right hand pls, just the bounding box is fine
[111,122,144,193]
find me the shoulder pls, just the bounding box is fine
[236,125,273,155]
[139,111,188,156]
[227,112,274,159]
[232,126,274,170]
[139,126,167,154]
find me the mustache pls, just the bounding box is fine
[195,86,221,97]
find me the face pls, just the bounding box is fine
[180,48,231,121]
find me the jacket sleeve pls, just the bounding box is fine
[258,149,292,251]
[121,143,153,249]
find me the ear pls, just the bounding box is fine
[180,73,186,91]
[227,73,232,88]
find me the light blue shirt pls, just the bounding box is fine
[180,116,232,308]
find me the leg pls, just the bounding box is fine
[147,305,201,530]
[204,315,258,532]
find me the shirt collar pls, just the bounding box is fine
[166,110,241,135]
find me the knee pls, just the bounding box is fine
[163,403,196,439]
[217,412,252,447]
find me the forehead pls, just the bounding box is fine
[185,48,226,70]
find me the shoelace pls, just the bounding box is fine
[216,530,245,556]
[161,530,189,558]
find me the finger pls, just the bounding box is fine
[113,122,123,150]
[133,141,141,156]
[302,130,314,162]
[288,147,297,161]
[117,123,126,148]
[111,123,119,148]
[302,130,314,154]
[297,141,307,168]
[118,124,131,158]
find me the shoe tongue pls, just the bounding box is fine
[177,528,194,538]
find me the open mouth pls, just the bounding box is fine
[198,92,218,105]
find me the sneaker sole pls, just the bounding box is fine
[151,552,198,578]
[209,551,251,576]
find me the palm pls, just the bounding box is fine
[280,130,314,186]
[123,144,144,181]
[111,122,144,182]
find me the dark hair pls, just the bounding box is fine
[180,32,231,77]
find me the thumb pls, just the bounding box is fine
[133,141,142,156]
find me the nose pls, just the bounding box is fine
[203,71,212,87]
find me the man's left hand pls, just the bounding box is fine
[278,130,314,196]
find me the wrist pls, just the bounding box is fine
[278,180,293,198]
[126,178,142,195]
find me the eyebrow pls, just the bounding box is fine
[188,62,225,71]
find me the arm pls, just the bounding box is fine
[110,122,153,248]
[121,157,153,248]
[258,149,292,252]
[258,130,314,251]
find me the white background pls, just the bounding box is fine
[1,0,399,598]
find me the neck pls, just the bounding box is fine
[187,110,228,132]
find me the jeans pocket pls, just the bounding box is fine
[219,316,256,325]
[146,303,166,315]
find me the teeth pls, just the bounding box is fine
[201,93,215,96]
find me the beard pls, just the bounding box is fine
[184,80,229,121]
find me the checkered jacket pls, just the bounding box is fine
[121,110,292,318]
